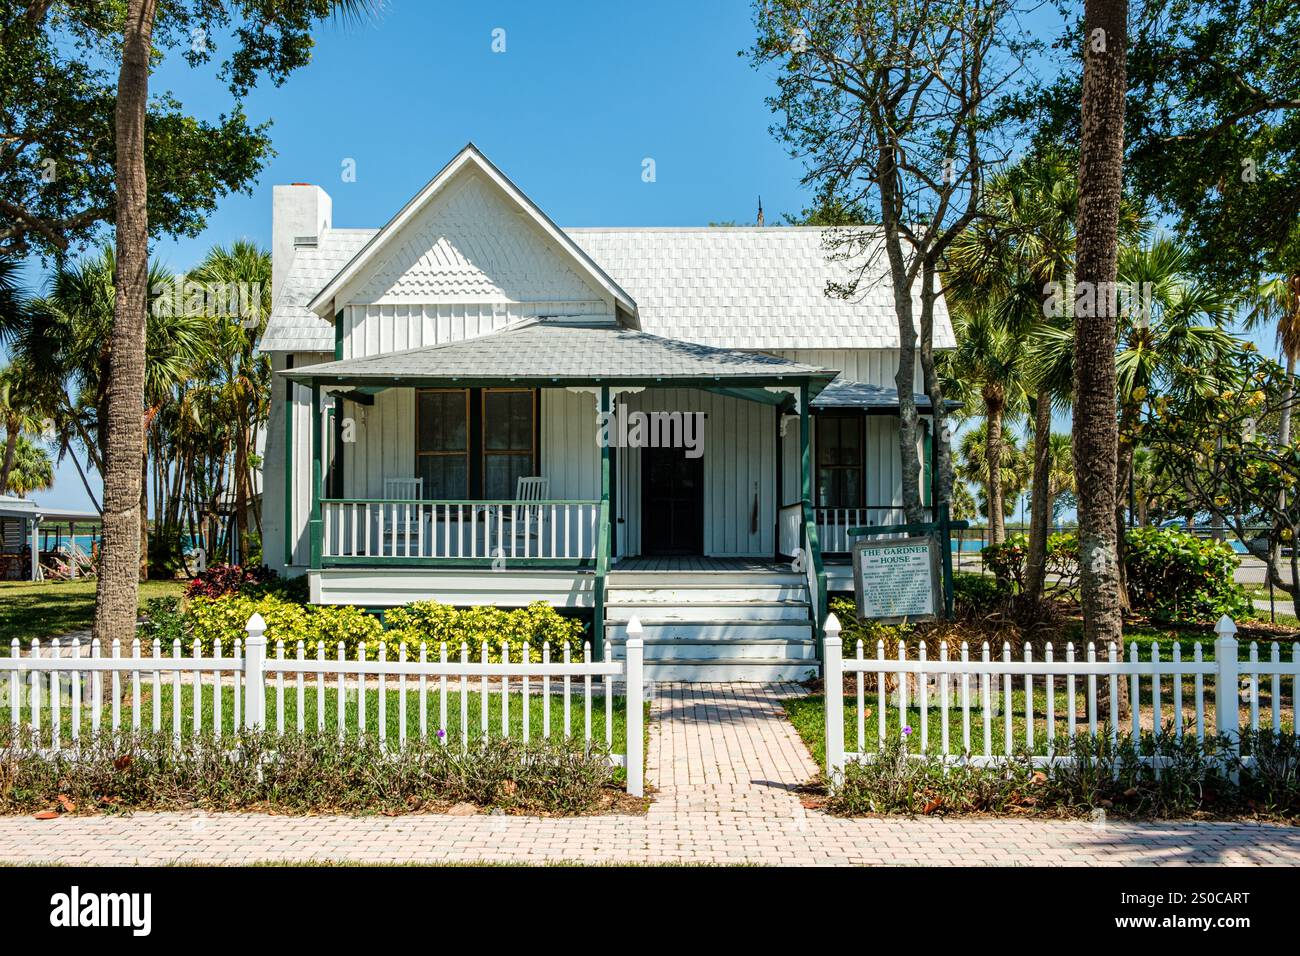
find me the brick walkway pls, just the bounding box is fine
[2,683,1299,865]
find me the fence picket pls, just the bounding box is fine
[1023,644,1033,752]
[1194,642,1205,743]
[1087,642,1098,738]
[1066,643,1076,740]
[1173,643,1184,738]
[1045,643,1055,753]
[72,638,82,744]
[399,643,408,749]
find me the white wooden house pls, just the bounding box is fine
[259,144,954,679]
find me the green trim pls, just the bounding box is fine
[320,497,599,506]
[310,381,323,570]
[334,310,344,361]
[284,372,834,395]
[283,359,294,566]
[799,383,827,652]
[321,556,595,569]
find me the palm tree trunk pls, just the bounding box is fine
[93,0,157,643]
[986,403,1006,545]
[1024,390,1053,602]
[1072,0,1127,646]
[0,423,18,494]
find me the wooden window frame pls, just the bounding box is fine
[414,387,540,500]
[815,410,865,509]
[415,388,471,498]
[480,387,539,498]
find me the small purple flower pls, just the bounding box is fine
[902,725,913,736]
[437,729,446,739]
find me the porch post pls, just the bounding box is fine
[595,385,611,661]
[592,385,611,660]
[799,385,810,560]
[309,379,323,570]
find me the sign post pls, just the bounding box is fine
[847,504,968,621]
[852,535,941,623]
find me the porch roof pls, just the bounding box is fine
[812,378,961,414]
[281,319,838,394]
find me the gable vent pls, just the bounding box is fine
[293,235,319,248]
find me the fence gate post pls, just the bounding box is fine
[624,617,644,797]
[244,613,267,730]
[823,613,845,785]
[1213,615,1239,745]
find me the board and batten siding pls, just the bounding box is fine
[337,387,598,503]
[339,302,611,359]
[618,388,777,558]
[263,350,334,570]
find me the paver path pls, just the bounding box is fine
[2,682,1299,865]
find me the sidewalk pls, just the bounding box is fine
[1,683,1298,866]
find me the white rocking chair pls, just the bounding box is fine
[505,477,549,557]
[377,477,423,555]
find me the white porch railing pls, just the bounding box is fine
[822,614,1298,781]
[815,507,910,553]
[320,498,600,562]
[2,614,645,796]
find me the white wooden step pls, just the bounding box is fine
[607,571,801,588]
[605,619,812,642]
[608,638,818,661]
[605,600,809,622]
[639,658,821,682]
[606,584,808,602]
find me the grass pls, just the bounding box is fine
[0,578,186,648]
[4,680,645,779]
[787,670,1296,773]
[8,681,631,748]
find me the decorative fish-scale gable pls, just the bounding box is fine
[347,171,607,308]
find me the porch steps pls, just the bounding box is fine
[603,569,820,682]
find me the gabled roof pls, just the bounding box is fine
[281,319,836,392]
[304,144,637,318]
[260,229,374,353]
[568,227,956,351]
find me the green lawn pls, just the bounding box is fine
[0,579,186,648]
[8,681,636,761]
[789,650,1295,772]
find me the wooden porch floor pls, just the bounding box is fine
[611,555,791,573]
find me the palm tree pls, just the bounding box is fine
[11,247,205,574]
[1073,0,1129,644]
[957,424,1030,526]
[1115,239,1240,512]
[946,148,1143,604]
[941,306,1027,544]
[0,360,49,495]
[186,240,273,561]
[4,434,54,496]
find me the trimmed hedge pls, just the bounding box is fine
[146,592,584,660]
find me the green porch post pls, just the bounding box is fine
[595,385,611,661]
[798,381,826,648]
[309,380,323,570]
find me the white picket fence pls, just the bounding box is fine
[822,613,1299,780]
[1,614,646,796]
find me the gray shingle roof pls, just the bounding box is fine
[281,319,836,387]
[260,229,375,352]
[811,378,960,412]
[568,227,956,350]
[261,225,955,355]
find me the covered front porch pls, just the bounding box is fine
[283,320,838,652]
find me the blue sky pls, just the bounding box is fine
[16,0,1272,518]
[32,0,826,509]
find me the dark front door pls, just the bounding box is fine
[641,446,704,555]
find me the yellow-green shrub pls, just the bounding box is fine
[377,601,585,662]
[186,593,309,654]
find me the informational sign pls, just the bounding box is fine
[852,535,941,623]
